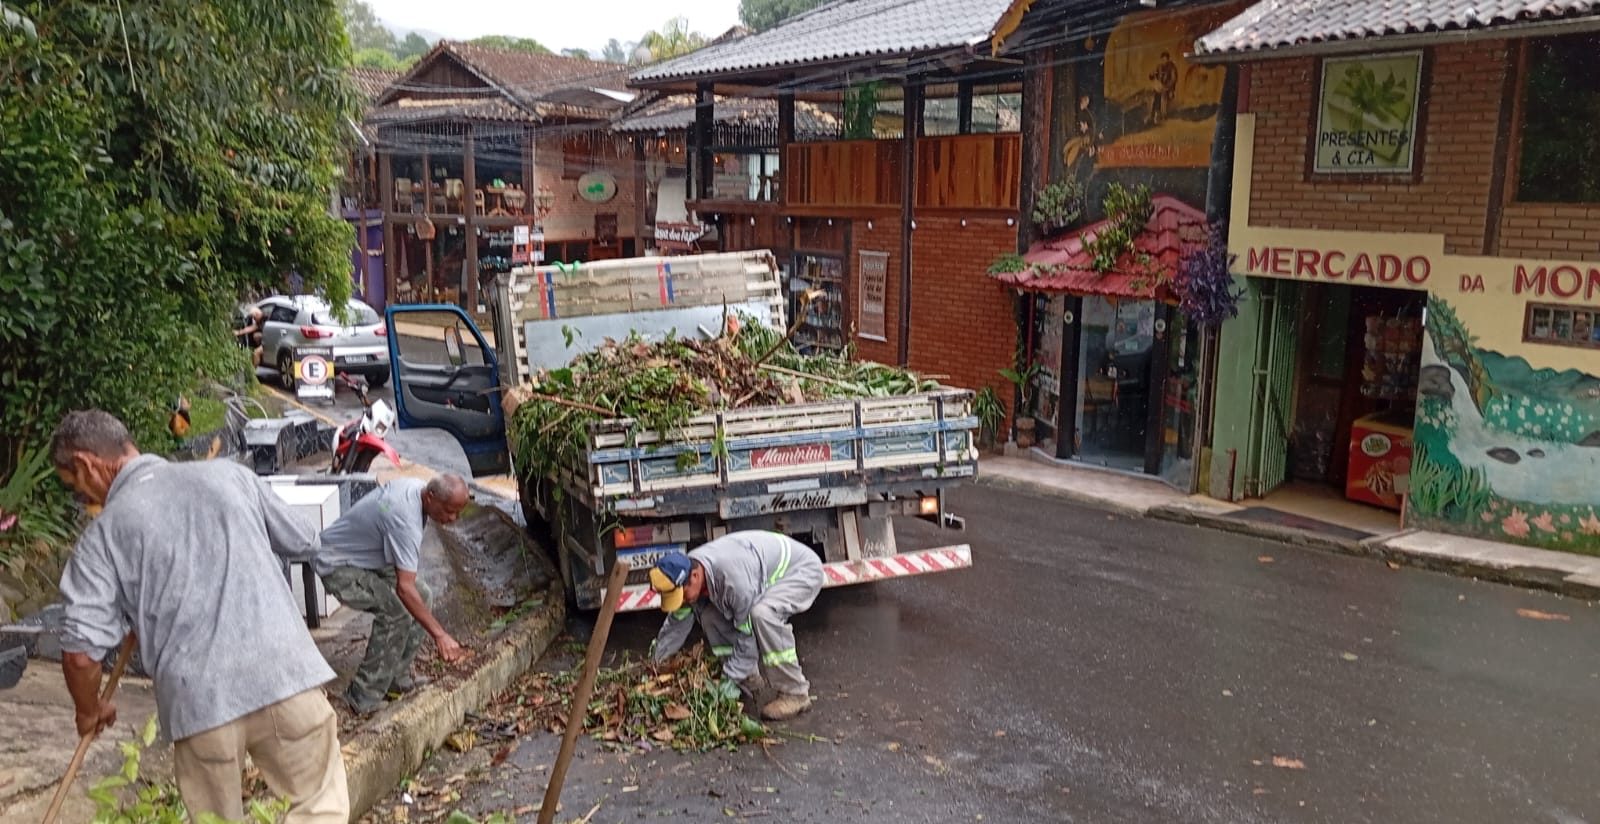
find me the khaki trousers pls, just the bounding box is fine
[173,688,349,823]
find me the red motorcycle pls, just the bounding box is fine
[330,373,400,473]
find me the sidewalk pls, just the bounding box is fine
[977,454,1600,600]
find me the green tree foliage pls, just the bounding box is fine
[0,1,357,459]
[638,17,707,62]
[561,47,590,60]
[470,35,552,55]
[396,31,430,60]
[353,46,405,69]
[601,37,629,64]
[738,0,828,32]
[340,0,395,52]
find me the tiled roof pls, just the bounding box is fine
[348,67,402,105]
[374,42,632,123]
[631,0,1016,84]
[611,94,840,137]
[366,98,540,125]
[991,196,1206,299]
[1196,0,1600,58]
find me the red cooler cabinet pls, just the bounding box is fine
[1346,411,1414,511]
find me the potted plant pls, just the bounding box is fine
[973,386,1005,453]
[999,363,1042,449]
[1031,180,1084,235]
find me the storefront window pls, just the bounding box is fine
[1030,294,1066,453]
[475,129,529,218]
[1075,297,1156,472]
[1517,33,1600,204]
[1159,312,1200,487]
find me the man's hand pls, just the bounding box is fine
[435,633,471,664]
[75,701,117,737]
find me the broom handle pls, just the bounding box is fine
[41,634,137,824]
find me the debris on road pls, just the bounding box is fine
[1515,608,1571,622]
[477,643,767,754]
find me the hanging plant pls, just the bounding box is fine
[987,252,1026,275]
[1174,222,1245,327]
[1081,183,1153,273]
[1030,180,1084,234]
[843,81,881,140]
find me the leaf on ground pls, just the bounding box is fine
[1257,556,1274,564]
[652,726,676,742]
[1516,608,1571,622]
[445,730,476,752]
[993,730,1007,738]
[1385,561,1401,570]
[1340,652,1359,662]
[886,742,902,752]
[1271,756,1306,770]
[665,703,692,720]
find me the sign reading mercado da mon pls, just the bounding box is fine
[1313,51,1424,175]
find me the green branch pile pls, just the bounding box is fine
[489,645,765,753]
[506,319,939,484]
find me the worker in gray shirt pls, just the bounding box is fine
[315,474,471,714]
[52,410,347,822]
[648,531,824,721]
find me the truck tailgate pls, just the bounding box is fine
[612,544,973,612]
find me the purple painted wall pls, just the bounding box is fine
[344,209,386,308]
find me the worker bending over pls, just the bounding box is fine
[648,531,824,721]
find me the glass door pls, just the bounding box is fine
[1075,297,1157,472]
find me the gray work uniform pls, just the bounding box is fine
[58,455,332,742]
[315,478,432,707]
[651,531,823,696]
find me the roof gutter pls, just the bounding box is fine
[1190,13,1600,64]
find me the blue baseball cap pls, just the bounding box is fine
[650,553,693,612]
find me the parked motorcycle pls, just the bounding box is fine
[330,373,399,473]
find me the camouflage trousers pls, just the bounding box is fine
[320,566,432,710]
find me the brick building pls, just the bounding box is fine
[355,43,641,315]
[627,0,1026,424]
[990,0,1247,486]
[1197,1,1600,553]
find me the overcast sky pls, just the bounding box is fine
[365,0,743,54]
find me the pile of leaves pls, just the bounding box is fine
[505,317,939,483]
[482,644,765,753]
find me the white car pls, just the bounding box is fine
[246,295,391,389]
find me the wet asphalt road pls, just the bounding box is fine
[382,482,1600,824]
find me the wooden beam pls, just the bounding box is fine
[957,78,975,135]
[897,80,923,367]
[378,151,396,307]
[633,136,649,254]
[463,125,479,311]
[694,82,715,201]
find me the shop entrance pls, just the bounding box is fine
[1243,279,1427,529]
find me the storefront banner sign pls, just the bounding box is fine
[858,250,889,342]
[485,230,515,248]
[1314,51,1423,174]
[655,222,709,252]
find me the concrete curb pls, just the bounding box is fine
[976,471,1600,602]
[341,583,565,820]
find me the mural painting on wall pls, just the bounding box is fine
[1060,4,1236,181]
[1413,295,1600,553]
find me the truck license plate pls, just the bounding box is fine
[720,487,867,518]
[617,544,682,570]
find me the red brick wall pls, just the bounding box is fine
[908,215,1019,422]
[1500,203,1600,260]
[847,218,903,365]
[1245,43,1508,255]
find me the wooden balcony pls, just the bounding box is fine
[784,140,903,211]
[784,133,1021,214]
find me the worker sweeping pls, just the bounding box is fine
[647,531,823,721]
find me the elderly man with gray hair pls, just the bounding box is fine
[51,409,348,822]
[315,473,472,713]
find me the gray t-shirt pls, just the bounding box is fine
[59,455,334,741]
[314,478,426,576]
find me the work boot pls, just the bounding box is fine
[738,674,765,698]
[338,686,383,716]
[760,692,813,721]
[387,674,433,700]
